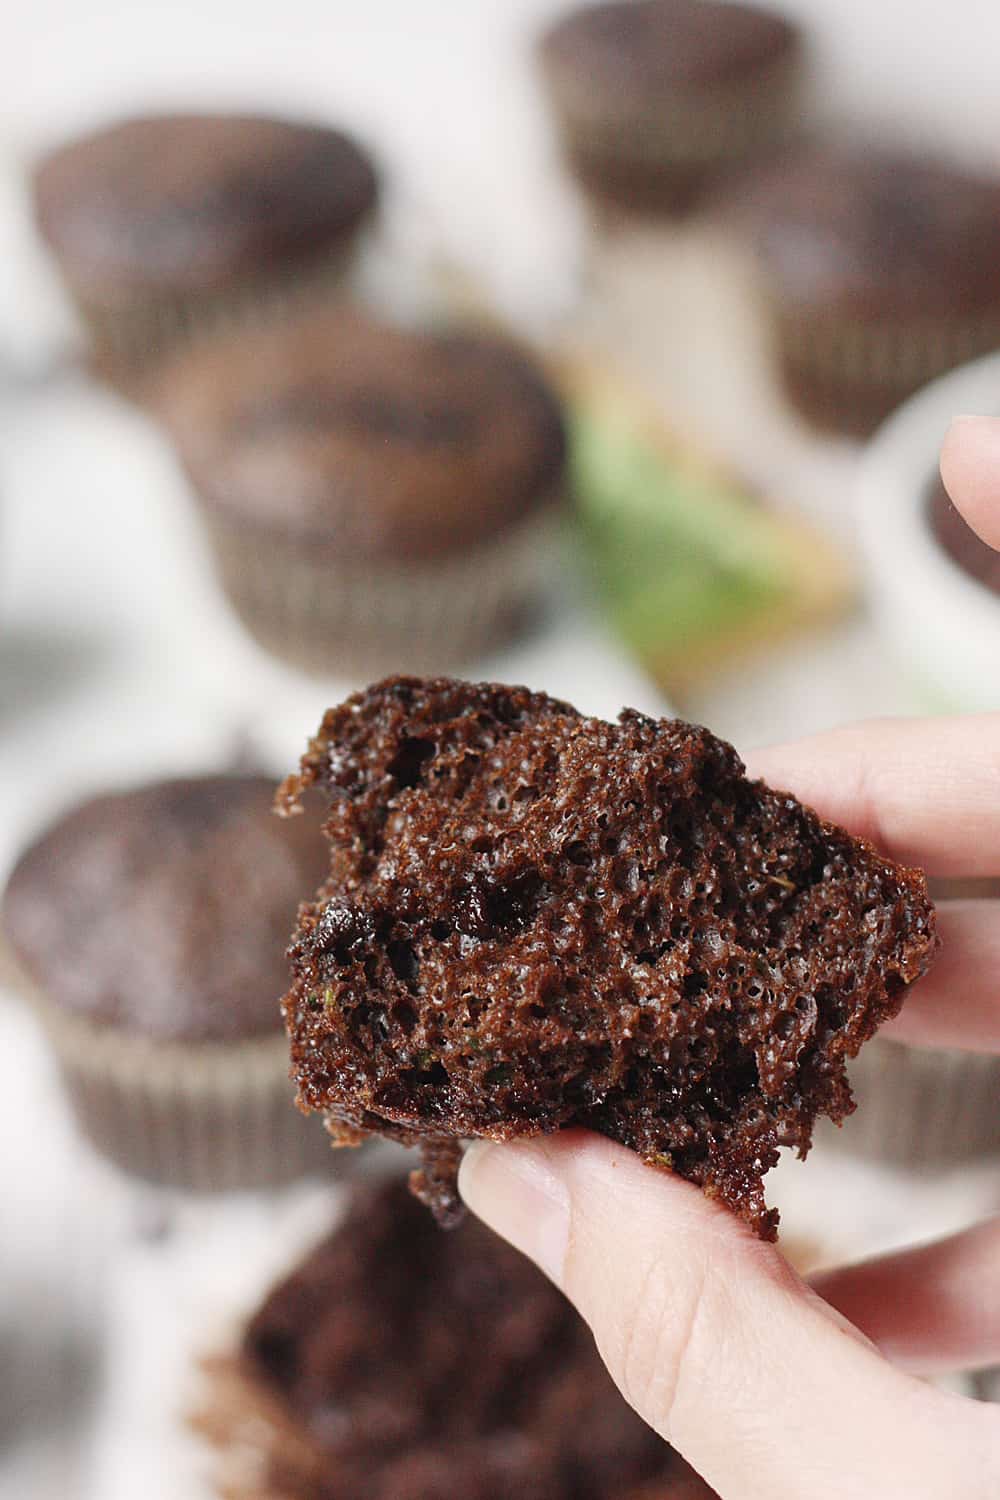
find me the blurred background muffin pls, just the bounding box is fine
[197,1174,717,1499]
[538,0,802,219]
[154,304,567,679]
[32,113,378,377]
[736,144,1000,435]
[1,774,334,1192]
[832,1036,1000,1171]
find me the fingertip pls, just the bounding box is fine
[940,414,1000,549]
[458,1136,572,1286]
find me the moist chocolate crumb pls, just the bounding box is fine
[279,677,938,1239]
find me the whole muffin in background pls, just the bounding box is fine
[538,0,802,217]
[1,775,334,1191]
[198,1175,717,1499]
[735,145,1000,434]
[33,113,378,375]
[155,306,566,678]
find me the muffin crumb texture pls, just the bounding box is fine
[220,1176,715,1499]
[280,677,938,1239]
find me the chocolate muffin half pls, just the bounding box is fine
[199,1175,717,1500]
[278,677,938,1238]
[2,775,333,1191]
[538,0,802,216]
[155,306,566,677]
[33,113,377,373]
[735,145,1000,433]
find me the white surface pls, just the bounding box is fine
[2,6,1000,1499]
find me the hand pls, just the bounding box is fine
[459,418,1000,1499]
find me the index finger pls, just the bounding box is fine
[460,1133,1000,1500]
[745,716,1000,878]
[940,416,1000,550]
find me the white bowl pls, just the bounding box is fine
[856,351,1000,712]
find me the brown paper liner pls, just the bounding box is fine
[29,993,334,1192]
[770,303,1000,435]
[828,1038,1000,1169]
[200,501,564,679]
[67,234,364,383]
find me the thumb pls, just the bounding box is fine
[459,1132,999,1500]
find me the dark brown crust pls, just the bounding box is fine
[279,677,938,1239]
[33,113,377,299]
[540,0,798,91]
[219,1176,713,1499]
[2,775,328,1042]
[155,307,566,559]
[736,145,1000,319]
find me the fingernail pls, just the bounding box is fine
[459,1140,571,1285]
[946,413,998,432]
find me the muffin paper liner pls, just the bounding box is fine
[68,235,363,375]
[27,990,334,1192]
[771,303,1000,434]
[829,1038,1000,1169]
[544,54,801,179]
[200,500,564,679]
[193,1355,332,1500]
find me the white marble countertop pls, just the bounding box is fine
[3,5,1000,1497]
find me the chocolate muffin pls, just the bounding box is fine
[2,775,333,1190]
[277,677,938,1239]
[737,145,1000,434]
[155,306,566,677]
[33,113,377,373]
[199,1176,717,1499]
[538,0,802,217]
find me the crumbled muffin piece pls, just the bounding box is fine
[279,677,938,1238]
[225,1176,711,1499]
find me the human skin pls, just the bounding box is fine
[460,416,1000,1499]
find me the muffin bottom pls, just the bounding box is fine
[771,305,1000,436]
[827,1037,1000,1168]
[30,994,334,1192]
[568,150,710,219]
[201,502,563,679]
[68,232,365,385]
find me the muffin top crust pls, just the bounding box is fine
[736,145,1000,317]
[156,307,566,559]
[3,774,327,1042]
[34,113,377,299]
[540,0,799,95]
